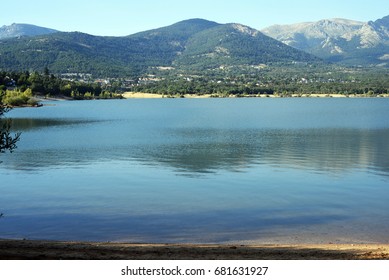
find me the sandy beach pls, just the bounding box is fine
[0,240,388,260]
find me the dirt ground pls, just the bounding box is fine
[1,240,388,260]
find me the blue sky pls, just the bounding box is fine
[2,0,388,36]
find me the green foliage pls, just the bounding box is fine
[133,65,389,96]
[83,92,94,100]
[0,102,20,155]
[0,118,21,154]
[3,89,34,106]
[0,70,120,103]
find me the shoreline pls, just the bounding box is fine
[5,92,389,106]
[0,240,388,260]
[123,92,389,99]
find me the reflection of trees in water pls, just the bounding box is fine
[2,125,389,177]
[145,128,389,176]
[9,118,95,131]
[0,117,99,170]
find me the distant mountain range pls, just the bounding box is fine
[0,16,388,77]
[262,15,389,66]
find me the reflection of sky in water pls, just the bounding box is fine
[1,99,389,243]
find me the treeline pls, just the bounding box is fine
[134,66,389,96]
[134,78,389,97]
[0,70,122,106]
[134,79,276,96]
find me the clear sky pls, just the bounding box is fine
[1,0,388,36]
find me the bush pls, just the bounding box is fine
[83,92,94,100]
[4,95,26,106]
[3,89,34,106]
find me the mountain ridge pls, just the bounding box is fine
[175,23,317,69]
[0,19,320,77]
[262,15,389,66]
[2,15,388,76]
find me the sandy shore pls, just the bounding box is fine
[0,240,388,260]
[123,92,389,99]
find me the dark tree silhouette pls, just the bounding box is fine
[0,104,21,155]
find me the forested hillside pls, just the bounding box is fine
[0,19,320,78]
[174,23,318,70]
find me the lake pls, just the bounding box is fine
[1,98,389,244]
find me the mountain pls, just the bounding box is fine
[262,19,364,52]
[0,19,320,77]
[0,23,58,39]
[262,15,389,66]
[175,23,317,69]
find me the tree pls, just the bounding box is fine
[44,67,50,77]
[1,100,21,219]
[0,104,21,155]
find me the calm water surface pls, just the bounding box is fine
[1,98,389,244]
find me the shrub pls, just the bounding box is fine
[83,92,94,100]
[3,89,35,106]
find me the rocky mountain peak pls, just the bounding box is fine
[374,15,389,28]
[0,23,58,39]
[231,23,260,37]
[261,15,389,66]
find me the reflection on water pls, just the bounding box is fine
[3,126,389,177]
[7,118,98,131]
[1,99,389,243]
[150,128,389,176]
